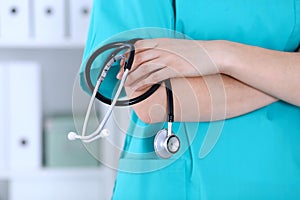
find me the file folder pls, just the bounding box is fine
[33,0,65,43]
[0,0,30,41]
[0,64,8,171]
[7,62,42,170]
[69,0,92,44]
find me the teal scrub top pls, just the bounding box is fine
[81,0,300,199]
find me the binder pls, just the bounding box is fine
[0,64,8,171]
[7,62,42,170]
[0,0,30,41]
[33,0,65,43]
[69,0,92,44]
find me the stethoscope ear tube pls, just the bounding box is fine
[85,38,161,106]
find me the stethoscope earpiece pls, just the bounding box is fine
[67,132,79,141]
[67,128,110,142]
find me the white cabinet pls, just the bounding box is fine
[0,0,92,48]
[0,1,117,200]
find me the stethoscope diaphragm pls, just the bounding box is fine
[154,129,180,159]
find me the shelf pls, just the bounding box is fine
[4,167,116,200]
[0,39,85,49]
[15,168,106,179]
[0,167,110,180]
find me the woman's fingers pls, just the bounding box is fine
[125,62,166,86]
[134,39,159,53]
[131,67,178,91]
[117,44,160,80]
[117,38,216,87]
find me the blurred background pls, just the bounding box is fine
[0,0,121,199]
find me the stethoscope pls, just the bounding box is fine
[68,39,180,159]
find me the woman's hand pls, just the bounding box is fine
[119,38,299,124]
[117,38,222,91]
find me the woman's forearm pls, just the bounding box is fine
[207,40,300,106]
[126,75,277,123]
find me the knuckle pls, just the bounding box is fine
[133,55,141,65]
[149,73,161,84]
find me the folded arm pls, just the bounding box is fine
[125,74,277,124]
[123,39,299,123]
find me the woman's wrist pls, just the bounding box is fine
[200,40,239,75]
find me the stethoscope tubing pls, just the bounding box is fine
[71,38,177,153]
[68,39,181,158]
[84,39,161,106]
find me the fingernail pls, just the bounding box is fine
[116,72,121,80]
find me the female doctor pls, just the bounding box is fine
[81,0,300,199]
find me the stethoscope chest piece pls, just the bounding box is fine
[154,129,180,159]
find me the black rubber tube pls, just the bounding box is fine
[164,79,174,122]
[84,39,161,106]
